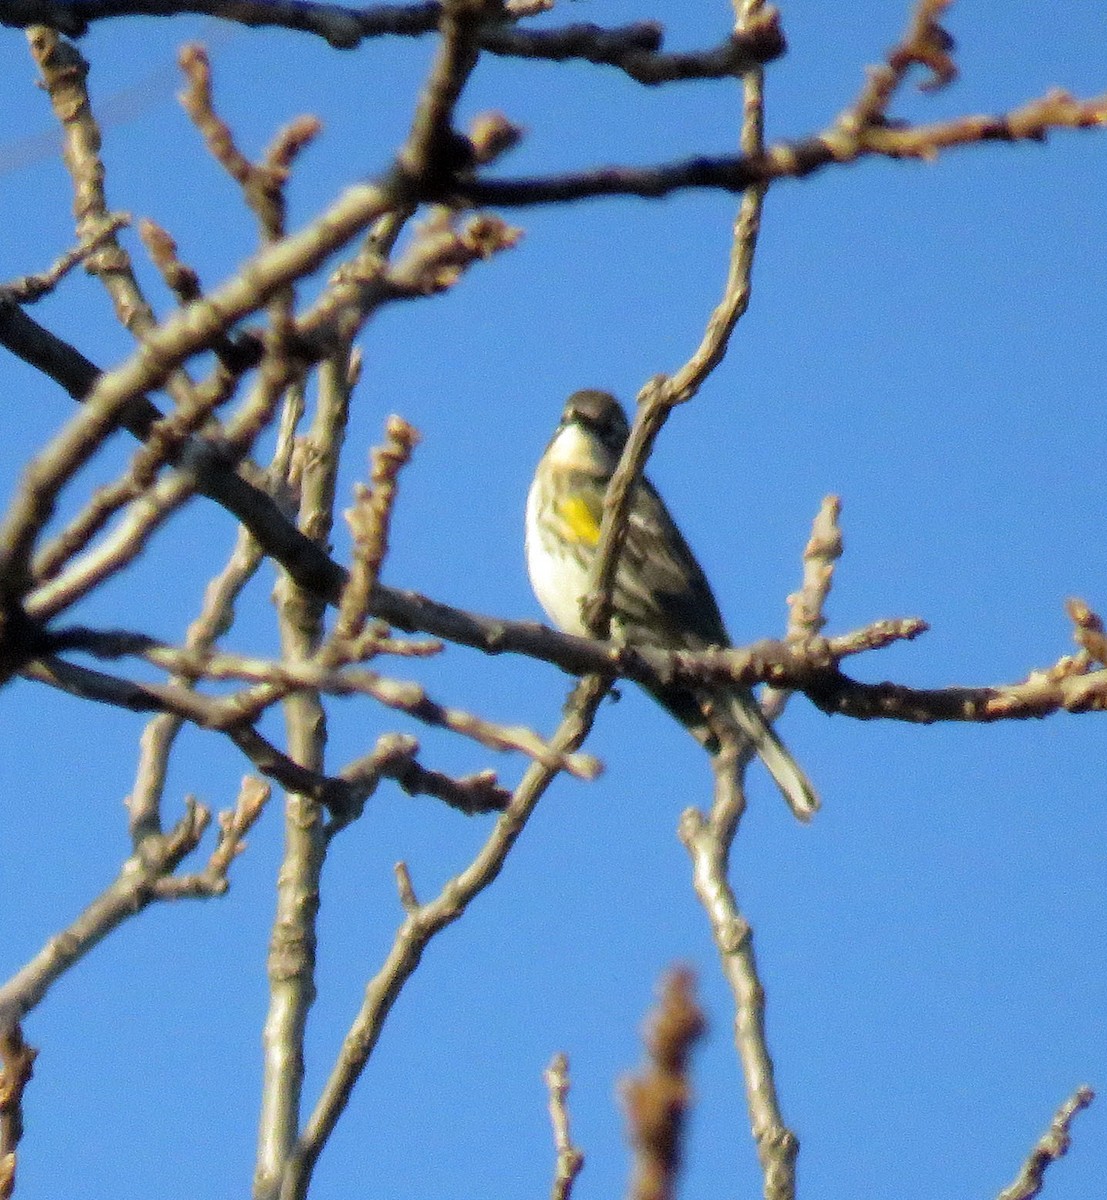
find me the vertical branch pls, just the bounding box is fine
[762,495,843,722]
[254,352,352,1196]
[678,498,839,1199]
[545,1054,585,1200]
[679,746,796,1200]
[585,0,770,635]
[666,0,768,402]
[669,19,825,1194]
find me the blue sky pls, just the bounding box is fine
[0,3,1105,1198]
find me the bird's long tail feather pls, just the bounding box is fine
[726,692,819,821]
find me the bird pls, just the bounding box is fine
[525,389,818,819]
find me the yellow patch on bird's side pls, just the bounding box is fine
[556,494,602,546]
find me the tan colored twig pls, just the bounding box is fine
[138,219,255,374]
[378,210,523,299]
[127,522,268,844]
[996,1086,1094,1200]
[393,861,419,913]
[152,777,272,898]
[1067,597,1107,667]
[332,416,421,646]
[332,733,510,830]
[666,0,769,405]
[842,0,955,132]
[140,219,205,305]
[763,494,843,723]
[26,27,148,323]
[291,203,519,356]
[786,495,843,643]
[468,110,525,164]
[0,1025,36,1200]
[545,1053,585,1200]
[2,215,131,303]
[179,43,321,242]
[680,752,796,1200]
[178,43,254,185]
[213,659,605,776]
[622,969,706,1200]
[580,0,770,636]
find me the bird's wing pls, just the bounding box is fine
[613,476,730,650]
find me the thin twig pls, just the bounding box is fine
[126,523,267,844]
[680,765,796,1199]
[762,494,844,724]
[996,1086,1094,1200]
[454,90,1104,203]
[2,215,130,302]
[332,415,421,647]
[545,1053,585,1200]
[152,777,271,897]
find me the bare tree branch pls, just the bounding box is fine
[996,1086,1095,1200]
[545,1053,585,1200]
[680,748,797,1200]
[458,88,1107,206]
[0,0,786,81]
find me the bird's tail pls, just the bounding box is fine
[726,691,819,821]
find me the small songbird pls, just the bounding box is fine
[525,389,818,818]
